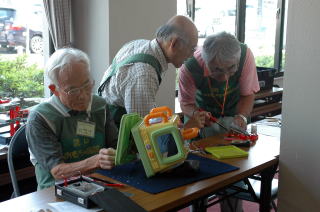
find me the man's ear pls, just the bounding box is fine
[169,36,180,50]
[49,84,59,96]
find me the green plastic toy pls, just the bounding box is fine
[115,106,198,177]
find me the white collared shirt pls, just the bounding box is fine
[101,39,168,117]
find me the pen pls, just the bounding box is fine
[104,183,125,187]
[89,176,125,187]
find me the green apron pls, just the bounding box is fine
[184,44,247,137]
[98,53,162,127]
[33,95,106,190]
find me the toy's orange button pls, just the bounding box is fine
[148,152,154,158]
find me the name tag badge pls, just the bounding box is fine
[76,121,96,138]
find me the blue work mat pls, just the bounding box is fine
[96,153,238,194]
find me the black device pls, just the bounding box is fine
[257,66,276,91]
[231,140,251,147]
[55,175,105,209]
[55,175,147,212]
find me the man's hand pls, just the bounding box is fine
[232,114,247,130]
[184,110,210,129]
[97,148,116,169]
[51,148,116,180]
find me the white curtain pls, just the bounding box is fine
[43,0,71,50]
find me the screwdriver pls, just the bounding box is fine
[198,109,229,132]
[229,122,250,136]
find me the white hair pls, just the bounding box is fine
[156,24,190,45]
[202,31,241,66]
[46,48,90,85]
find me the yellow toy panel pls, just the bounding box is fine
[131,106,198,177]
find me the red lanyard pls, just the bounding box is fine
[207,77,229,116]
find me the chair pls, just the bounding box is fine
[218,176,279,211]
[7,125,37,198]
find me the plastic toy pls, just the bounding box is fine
[115,106,199,177]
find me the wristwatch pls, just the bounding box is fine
[236,114,247,124]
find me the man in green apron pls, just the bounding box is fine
[98,15,206,129]
[26,48,118,190]
[179,31,260,138]
[179,32,260,212]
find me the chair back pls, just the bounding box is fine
[7,125,35,198]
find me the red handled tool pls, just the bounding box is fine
[198,109,229,132]
[198,109,258,142]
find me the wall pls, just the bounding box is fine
[71,0,110,91]
[278,0,320,211]
[72,0,177,110]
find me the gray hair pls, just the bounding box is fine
[46,48,90,85]
[202,32,241,66]
[156,24,190,45]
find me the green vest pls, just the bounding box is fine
[184,44,247,118]
[98,53,162,127]
[33,95,106,190]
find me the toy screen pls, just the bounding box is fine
[157,133,178,157]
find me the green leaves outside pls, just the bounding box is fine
[0,55,44,98]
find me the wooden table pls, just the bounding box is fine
[0,132,280,212]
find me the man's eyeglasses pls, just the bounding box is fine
[210,64,238,77]
[61,80,95,96]
[179,38,197,54]
[188,45,197,54]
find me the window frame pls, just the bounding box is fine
[186,0,286,77]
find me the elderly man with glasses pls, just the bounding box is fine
[179,31,260,137]
[179,31,260,212]
[98,15,206,128]
[26,48,118,190]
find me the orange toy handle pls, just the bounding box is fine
[144,112,168,126]
[181,128,199,140]
[150,106,172,117]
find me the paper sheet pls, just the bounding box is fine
[48,202,102,212]
[29,202,102,212]
[257,125,281,138]
[249,115,281,138]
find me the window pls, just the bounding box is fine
[194,0,237,46]
[177,0,287,76]
[0,0,47,103]
[244,0,285,73]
